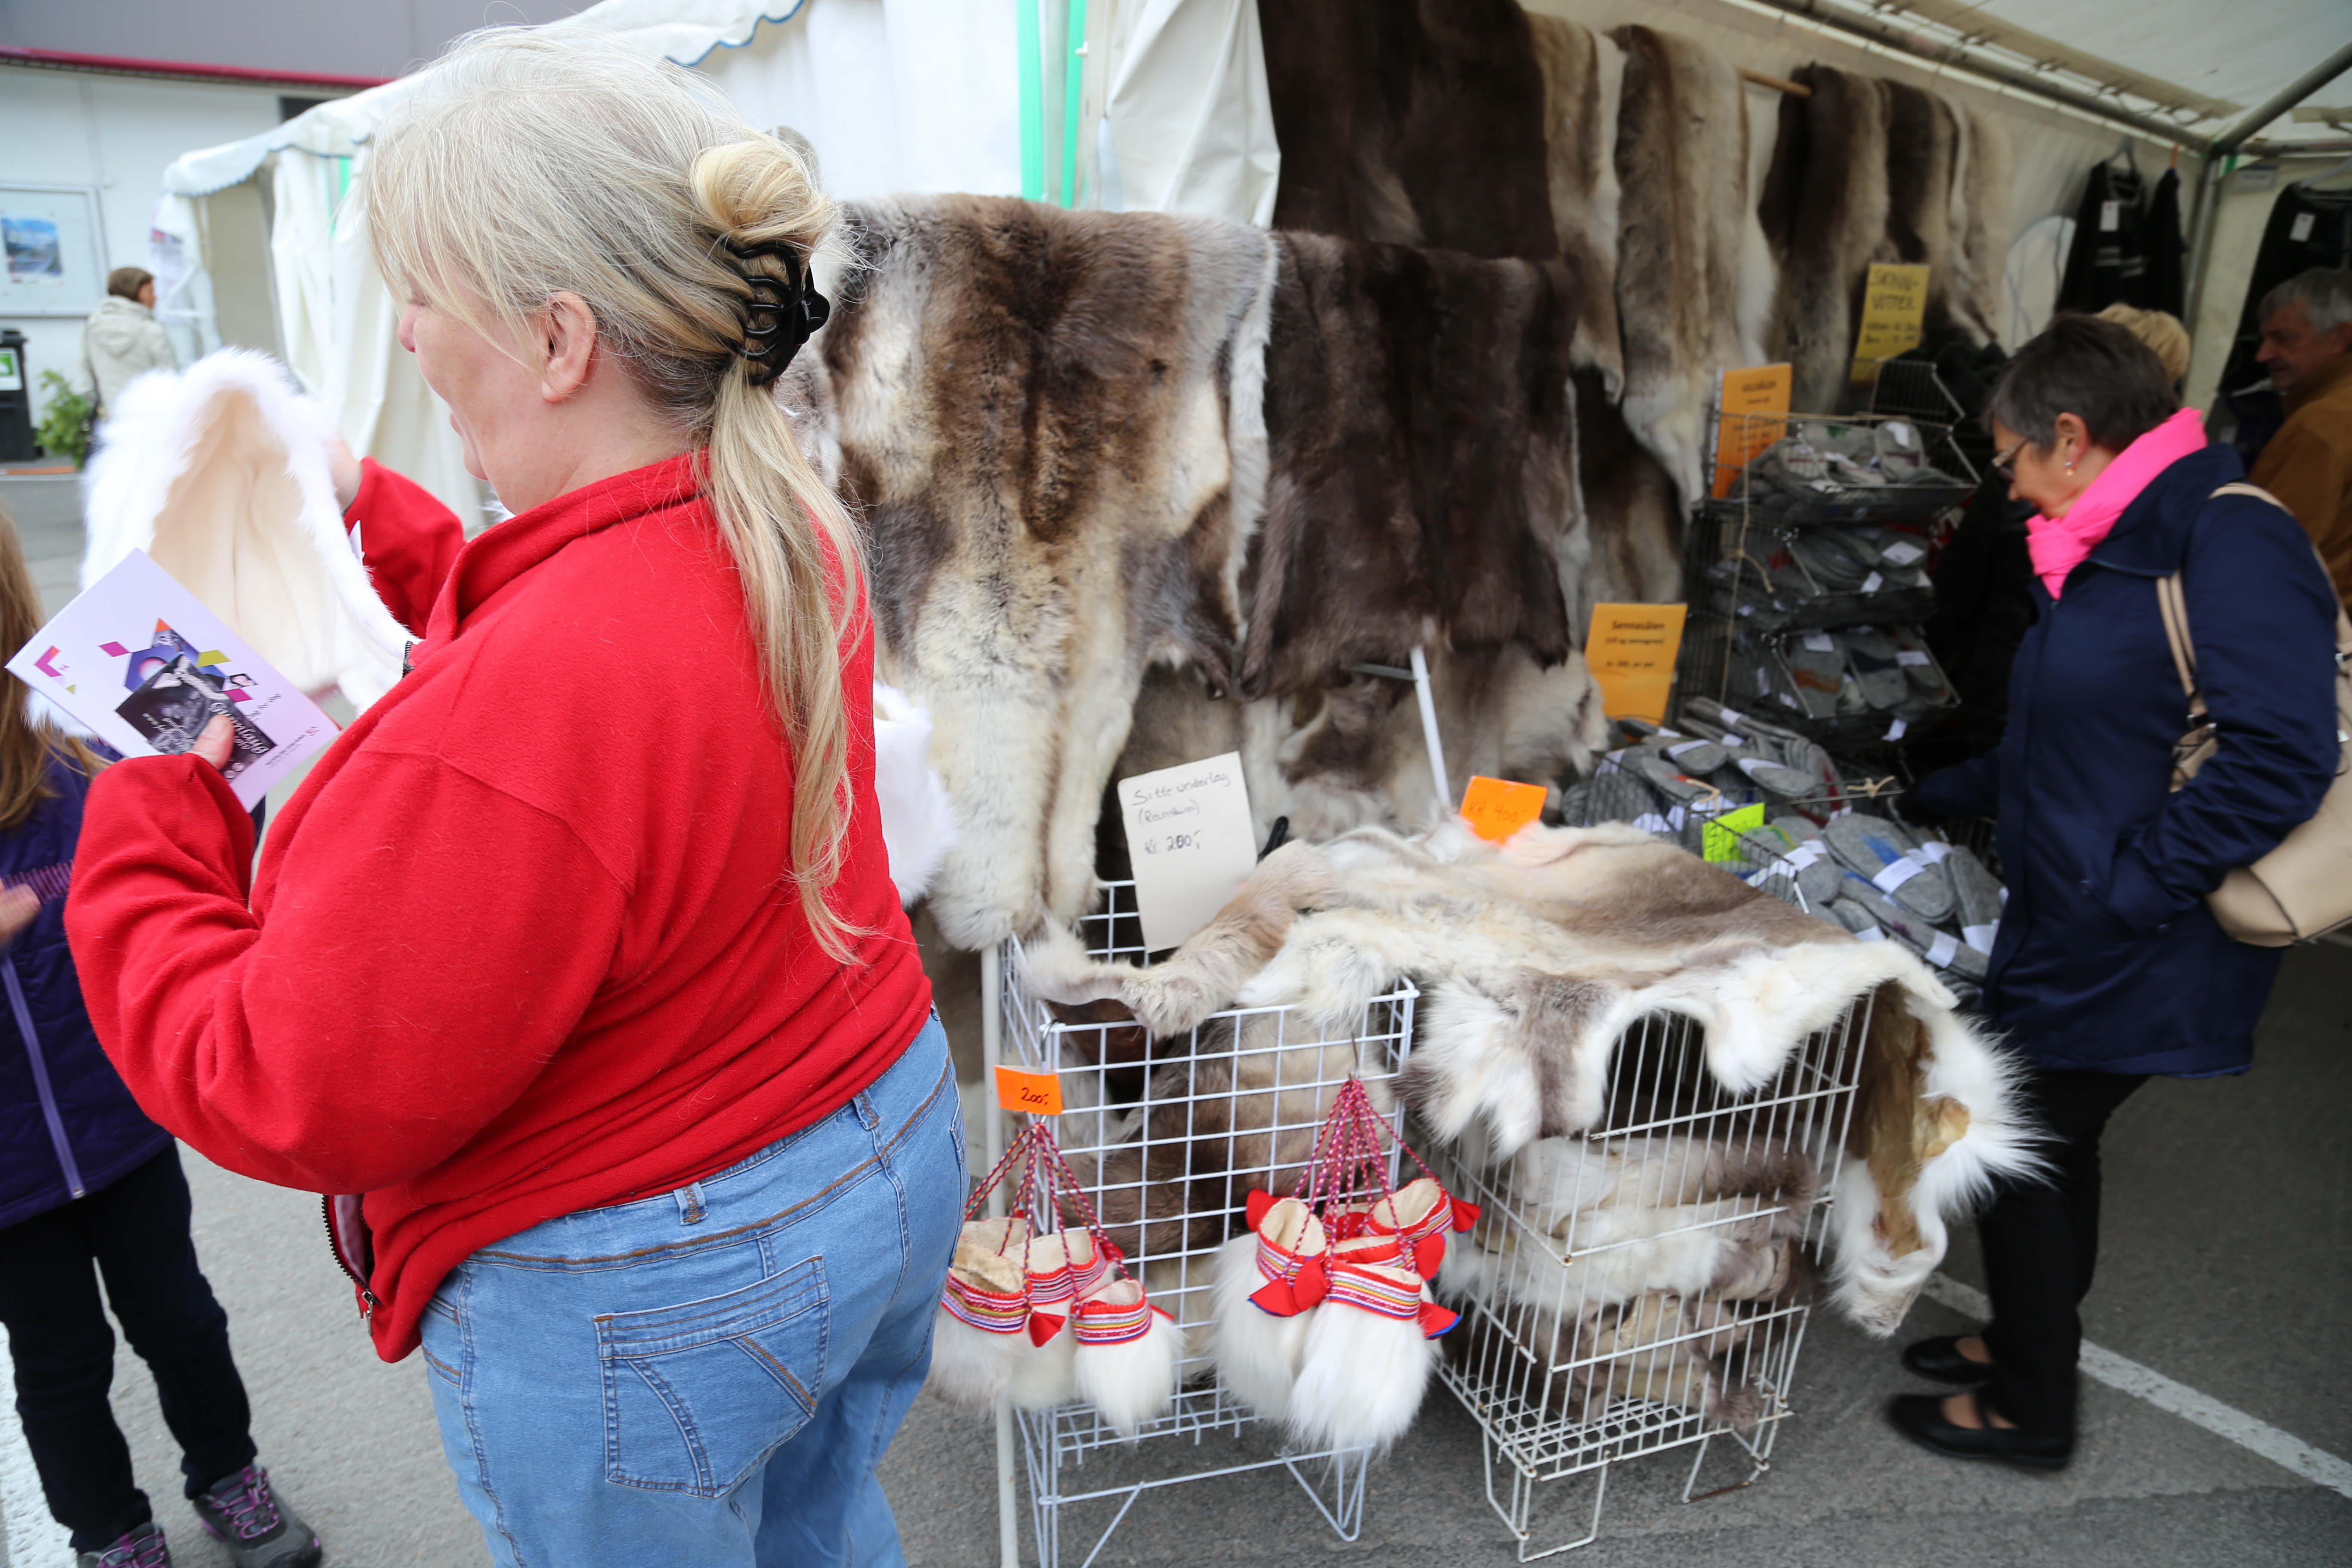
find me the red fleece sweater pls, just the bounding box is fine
[67,455,932,1360]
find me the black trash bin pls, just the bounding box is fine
[0,330,37,462]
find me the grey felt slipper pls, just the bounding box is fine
[1556,780,1594,827]
[1837,875,1989,982]
[1822,812,1957,924]
[1624,746,1714,803]
[1722,749,1816,800]
[1889,627,1953,700]
[1655,735,1730,777]
[1764,815,1845,907]
[1842,627,1912,710]
[1783,632,1847,718]
[1943,844,2006,954]
[1825,896,1888,940]
[1584,765,1663,826]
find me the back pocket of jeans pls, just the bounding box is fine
[596,1256,830,1497]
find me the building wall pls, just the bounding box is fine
[0,63,285,417]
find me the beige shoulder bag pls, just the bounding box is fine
[2156,482,2352,946]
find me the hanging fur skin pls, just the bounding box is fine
[1881,81,1961,339]
[1240,233,1578,701]
[1259,0,1558,263]
[1759,64,1894,413]
[805,195,1278,948]
[1608,25,1776,513]
[1945,104,2013,346]
[1026,819,2040,1335]
[1572,371,1687,615]
[82,350,411,708]
[1527,14,1626,397]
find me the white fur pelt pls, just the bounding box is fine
[1609,26,1774,512]
[82,349,409,707]
[803,195,1278,949]
[1026,818,2038,1335]
[870,682,958,908]
[1528,14,1626,400]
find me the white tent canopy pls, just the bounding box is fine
[150,0,1280,518]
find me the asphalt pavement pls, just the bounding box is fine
[0,476,2345,1567]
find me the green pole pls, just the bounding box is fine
[1017,0,1044,202]
[1060,0,1087,208]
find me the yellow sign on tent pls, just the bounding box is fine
[1851,263,1930,387]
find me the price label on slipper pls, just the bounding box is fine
[1459,775,1547,842]
[994,1066,1065,1116]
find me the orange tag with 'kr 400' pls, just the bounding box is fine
[1459,776,1548,842]
[994,1066,1065,1116]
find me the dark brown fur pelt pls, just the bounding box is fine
[1259,0,1558,262]
[811,195,1278,947]
[1946,105,2012,346]
[1527,13,1625,395]
[1758,64,1893,413]
[1608,25,1774,510]
[1570,372,1684,614]
[1242,232,1579,699]
[1881,80,1960,337]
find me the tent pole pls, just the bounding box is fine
[2183,37,2352,362]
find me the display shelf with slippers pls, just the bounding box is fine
[973,881,1421,1568]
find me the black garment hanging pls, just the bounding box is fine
[2142,168,2186,318]
[2056,160,2149,312]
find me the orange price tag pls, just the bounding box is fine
[994,1066,1065,1116]
[1458,775,1548,842]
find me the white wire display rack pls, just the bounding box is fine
[1427,995,1873,1561]
[992,880,1419,1568]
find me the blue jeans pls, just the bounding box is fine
[421,1018,962,1568]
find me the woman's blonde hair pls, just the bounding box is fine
[2095,303,2192,387]
[0,501,104,831]
[365,28,868,957]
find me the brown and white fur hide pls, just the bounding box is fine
[805,195,1277,948]
[1881,81,1961,340]
[1029,819,2039,1335]
[1527,14,1626,397]
[1944,105,2013,347]
[1759,64,1893,413]
[1608,25,1775,513]
[1241,232,1579,701]
[1572,371,1686,613]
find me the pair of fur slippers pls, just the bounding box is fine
[930,1217,1184,1436]
[1206,1179,1475,1451]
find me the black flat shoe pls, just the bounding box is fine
[1903,1335,1994,1384]
[1887,1392,2071,1472]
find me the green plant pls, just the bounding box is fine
[34,370,93,469]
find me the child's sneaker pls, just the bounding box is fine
[76,1520,171,1567]
[190,1464,322,1568]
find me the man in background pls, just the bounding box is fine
[80,267,178,422]
[2249,267,2352,610]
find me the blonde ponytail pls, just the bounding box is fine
[365,29,870,958]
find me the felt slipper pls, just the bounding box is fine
[1764,815,1845,906]
[1585,766,1663,826]
[1822,812,1957,924]
[1841,627,1912,710]
[1625,747,1713,803]
[1722,748,1817,800]
[1782,632,1847,718]
[1824,897,1887,940]
[1071,1280,1183,1436]
[1943,844,2005,955]
[1247,1196,1330,1316]
[1835,875,1988,982]
[1654,735,1730,777]
[1889,626,1954,700]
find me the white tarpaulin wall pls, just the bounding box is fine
[150,0,1281,520]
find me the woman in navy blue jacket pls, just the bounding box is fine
[1893,316,2340,1469]
[0,508,318,1568]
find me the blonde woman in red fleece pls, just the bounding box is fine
[65,29,960,1568]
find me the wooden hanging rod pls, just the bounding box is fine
[1740,67,1814,98]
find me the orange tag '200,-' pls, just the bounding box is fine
[994,1066,1065,1116]
[1459,775,1548,842]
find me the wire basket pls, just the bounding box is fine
[1703,410,1978,528]
[997,880,1419,1568]
[1427,998,1873,1560]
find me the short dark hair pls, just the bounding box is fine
[106,266,155,301]
[1984,313,2177,453]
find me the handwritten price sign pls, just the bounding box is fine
[994,1066,1065,1116]
[1117,750,1259,950]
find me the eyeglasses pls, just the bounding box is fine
[1992,436,2028,481]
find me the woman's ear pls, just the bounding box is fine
[539,291,600,404]
[2051,411,2090,469]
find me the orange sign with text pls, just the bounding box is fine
[1712,363,1792,497]
[1585,603,1688,725]
[1459,775,1549,842]
[994,1066,1065,1116]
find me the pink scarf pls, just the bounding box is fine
[2028,407,2207,598]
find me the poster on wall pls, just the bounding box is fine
[0,186,107,317]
